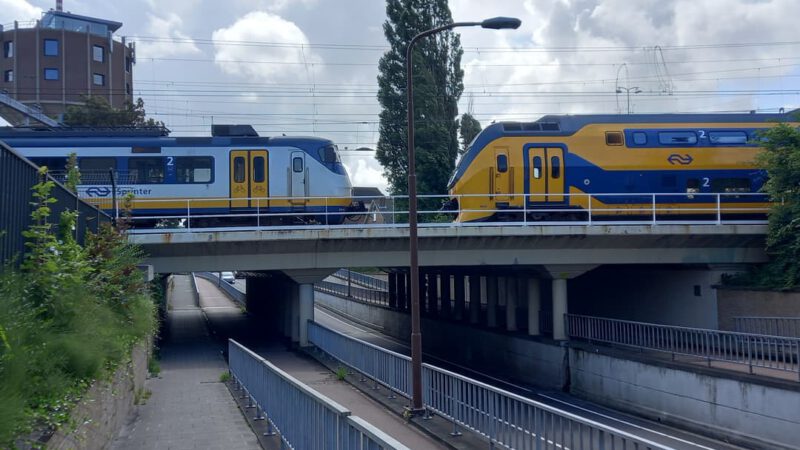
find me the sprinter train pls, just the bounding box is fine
[1,125,355,226]
[447,111,799,222]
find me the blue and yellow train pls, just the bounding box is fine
[2,125,356,226]
[447,111,799,222]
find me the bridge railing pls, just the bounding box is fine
[308,321,672,449]
[228,339,410,450]
[566,314,800,380]
[316,280,389,306]
[107,191,770,233]
[193,272,245,305]
[734,317,800,338]
[332,269,389,292]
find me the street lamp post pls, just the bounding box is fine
[405,16,521,413]
[616,85,642,114]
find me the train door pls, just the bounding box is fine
[493,147,512,203]
[525,146,565,203]
[229,150,269,208]
[290,151,306,204]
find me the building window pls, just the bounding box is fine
[93,45,104,63]
[93,73,105,86]
[44,68,59,80]
[43,39,59,56]
[3,41,13,58]
[176,157,213,183]
[125,56,132,73]
[126,83,131,95]
[3,70,12,82]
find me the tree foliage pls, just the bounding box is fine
[63,96,163,128]
[458,112,482,155]
[724,120,800,289]
[375,0,464,198]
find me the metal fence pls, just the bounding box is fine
[228,339,410,450]
[123,191,770,234]
[316,280,389,306]
[308,321,671,449]
[734,317,800,338]
[1,142,110,266]
[194,272,246,305]
[332,269,389,292]
[566,314,800,380]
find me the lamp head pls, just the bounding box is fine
[480,17,522,30]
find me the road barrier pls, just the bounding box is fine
[228,339,410,450]
[308,321,672,450]
[332,269,389,292]
[567,314,800,380]
[316,280,389,306]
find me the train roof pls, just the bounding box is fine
[491,109,800,136]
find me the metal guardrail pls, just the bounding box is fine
[734,316,800,338]
[193,272,246,305]
[308,321,672,449]
[114,191,770,234]
[316,280,389,306]
[228,339,410,450]
[332,269,389,292]
[567,314,800,380]
[1,142,110,266]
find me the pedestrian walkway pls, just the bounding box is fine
[111,275,261,450]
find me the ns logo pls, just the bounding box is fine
[85,186,112,197]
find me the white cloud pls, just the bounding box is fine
[342,156,388,193]
[0,0,40,24]
[211,11,322,83]
[136,12,201,59]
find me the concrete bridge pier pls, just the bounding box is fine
[441,271,452,317]
[486,276,498,328]
[506,277,519,332]
[544,265,597,340]
[527,278,541,336]
[388,272,397,309]
[284,269,333,347]
[426,271,438,316]
[468,275,481,324]
[454,273,466,321]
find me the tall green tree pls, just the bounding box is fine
[458,112,482,155]
[375,0,464,197]
[63,96,163,128]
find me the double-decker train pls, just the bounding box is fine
[1,125,356,226]
[447,110,799,222]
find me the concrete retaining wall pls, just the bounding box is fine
[569,348,800,450]
[717,288,800,331]
[46,341,150,450]
[316,294,568,391]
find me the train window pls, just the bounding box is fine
[605,132,623,146]
[176,157,213,183]
[253,157,265,183]
[532,156,542,179]
[541,122,560,131]
[318,145,338,163]
[659,131,697,145]
[234,157,246,183]
[293,157,304,173]
[27,157,68,172]
[496,154,508,173]
[551,156,561,179]
[709,131,748,145]
[633,132,647,145]
[128,157,165,184]
[712,178,750,193]
[79,157,116,173]
[686,178,700,195]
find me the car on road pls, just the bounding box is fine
[221,271,236,284]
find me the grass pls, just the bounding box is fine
[148,356,161,377]
[335,366,348,381]
[219,371,231,383]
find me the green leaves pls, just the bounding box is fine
[63,96,164,128]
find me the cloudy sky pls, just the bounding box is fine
[5,0,799,192]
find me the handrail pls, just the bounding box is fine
[308,321,673,449]
[566,314,800,380]
[332,269,389,292]
[111,191,770,233]
[193,272,245,305]
[316,280,389,306]
[228,339,410,450]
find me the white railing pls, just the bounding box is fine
[76,191,770,233]
[734,317,800,338]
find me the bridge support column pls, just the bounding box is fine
[498,277,508,328]
[388,272,397,309]
[454,273,466,321]
[527,278,541,336]
[290,283,300,344]
[427,272,438,316]
[441,271,452,317]
[544,265,597,341]
[506,277,518,332]
[468,275,481,324]
[298,283,314,347]
[486,276,498,328]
